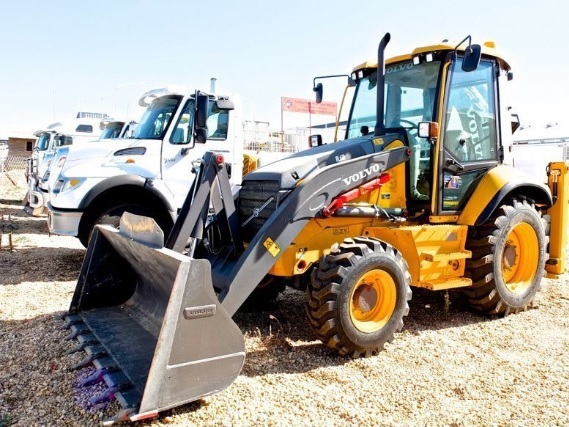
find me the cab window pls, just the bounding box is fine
[170,99,229,144]
[441,58,498,211]
[443,60,497,162]
[207,102,229,140]
[170,100,194,144]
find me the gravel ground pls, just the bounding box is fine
[1,185,569,427]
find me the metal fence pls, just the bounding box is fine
[243,126,338,154]
[1,155,28,189]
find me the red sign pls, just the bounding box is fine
[281,97,337,116]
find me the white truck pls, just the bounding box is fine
[47,88,244,247]
[34,119,137,212]
[510,125,569,181]
[27,117,110,211]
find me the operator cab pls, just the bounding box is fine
[346,37,508,220]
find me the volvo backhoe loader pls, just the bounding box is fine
[61,33,568,424]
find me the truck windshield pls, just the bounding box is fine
[99,122,124,139]
[35,133,51,151]
[347,59,441,139]
[133,95,182,140]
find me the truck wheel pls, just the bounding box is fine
[307,237,411,358]
[463,198,547,315]
[78,200,173,248]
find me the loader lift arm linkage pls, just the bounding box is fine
[170,147,410,314]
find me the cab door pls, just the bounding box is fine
[161,98,233,208]
[436,57,500,215]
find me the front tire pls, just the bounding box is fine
[78,199,173,248]
[463,198,547,315]
[307,237,412,358]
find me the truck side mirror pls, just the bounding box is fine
[194,93,209,144]
[462,44,481,72]
[314,83,323,104]
[308,134,322,147]
[195,128,207,144]
[216,98,234,110]
[196,94,209,128]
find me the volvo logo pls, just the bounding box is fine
[342,164,382,186]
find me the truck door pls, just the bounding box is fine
[437,58,500,214]
[161,98,233,208]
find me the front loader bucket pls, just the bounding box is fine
[62,213,245,425]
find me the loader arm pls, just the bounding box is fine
[216,145,410,315]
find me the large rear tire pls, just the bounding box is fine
[307,237,412,358]
[463,198,547,315]
[78,199,173,248]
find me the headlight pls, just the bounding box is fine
[55,178,85,194]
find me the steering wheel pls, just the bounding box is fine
[397,119,418,130]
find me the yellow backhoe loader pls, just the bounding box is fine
[60,33,568,424]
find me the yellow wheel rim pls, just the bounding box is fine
[501,222,538,294]
[350,270,396,333]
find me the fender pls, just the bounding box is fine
[457,165,552,226]
[78,174,176,215]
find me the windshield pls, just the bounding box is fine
[35,133,51,151]
[347,59,441,139]
[99,122,124,139]
[132,95,182,139]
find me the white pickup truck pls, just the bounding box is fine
[47,89,244,247]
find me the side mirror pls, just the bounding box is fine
[216,98,234,111]
[462,44,481,72]
[511,113,521,133]
[308,134,322,147]
[194,92,209,143]
[196,93,209,128]
[313,83,323,104]
[195,128,208,144]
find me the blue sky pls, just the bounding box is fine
[1,0,566,137]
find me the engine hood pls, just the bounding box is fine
[64,138,148,163]
[242,135,397,189]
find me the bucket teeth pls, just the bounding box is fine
[65,333,99,355]
[115,389,142,409]
[89,373,132,406]
[65,324,90,340]
[103,371,132,389]
[79,369,108,387]
[70,345,108,370]
[62,314,83,330]
[100,407,138,427]
[93,356,119,372]
[89,385,122,406]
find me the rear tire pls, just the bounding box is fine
[307,237,412,358]
[463,198,547,315]
[78,199,173,248]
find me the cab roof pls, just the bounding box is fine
[352,39,511,73]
